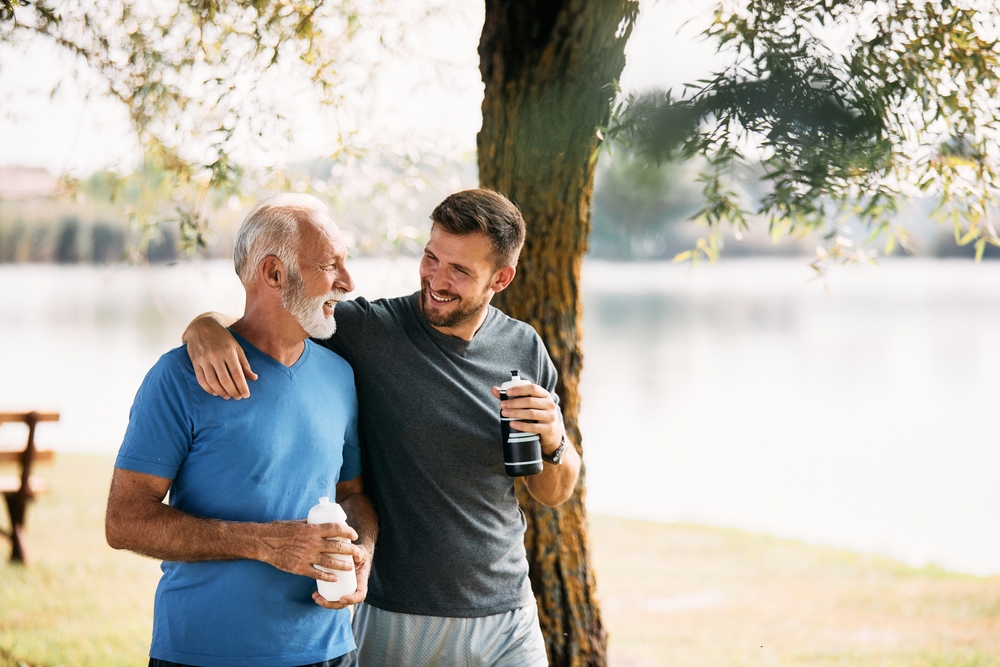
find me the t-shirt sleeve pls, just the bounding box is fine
[535,333,561,408]
[339,379,363,482]
[315,298,369,361]
[115,352,195,480]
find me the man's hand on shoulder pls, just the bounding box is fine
[182,312,257,399]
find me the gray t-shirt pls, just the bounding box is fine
[320,292,559,617]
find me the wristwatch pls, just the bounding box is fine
[542,434,570,465]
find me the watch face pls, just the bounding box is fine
[549,437,568,464]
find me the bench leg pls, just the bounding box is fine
[3,492,27,564]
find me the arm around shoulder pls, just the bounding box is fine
[182,311,256,399]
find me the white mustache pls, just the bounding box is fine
[323,290,348,304]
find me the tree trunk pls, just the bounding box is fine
[477,2,638,665]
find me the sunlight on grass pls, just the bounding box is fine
[0,455,159,667]
[590,516,1000,666]
[1,455,998,666]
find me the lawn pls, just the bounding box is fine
[1,455,998,666]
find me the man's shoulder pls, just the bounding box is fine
[132,346,205,405]
[305,340,355,378]
[150,345,199,381]
[327,293,418,341]
[487,307,545,344]
[340,293,415,317]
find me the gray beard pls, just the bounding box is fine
[282,271,340,339]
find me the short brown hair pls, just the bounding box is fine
[430,189,525,268]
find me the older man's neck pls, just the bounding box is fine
[230,299,307,367]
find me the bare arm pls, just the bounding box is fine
[313,475,380,610]
[524,436,582,507]
[492,384,582,507]
[181,311,256,399]
[105,468,358,581]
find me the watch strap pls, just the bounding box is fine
[542,434,569,465]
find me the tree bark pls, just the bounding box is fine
[477,2,638,665]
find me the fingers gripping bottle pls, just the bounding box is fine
[306,497,357,600]
[499,370,543,477]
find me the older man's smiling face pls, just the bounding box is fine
[282,214,354,340]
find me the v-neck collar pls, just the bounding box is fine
[229,328,311,378]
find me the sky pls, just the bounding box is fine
[0,0,723,178]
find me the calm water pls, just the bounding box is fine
[1,258,998,575]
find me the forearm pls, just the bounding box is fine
[182,311,239,345]
[106,496,268,563]
[524,443,582,507]
[338,491,378,554]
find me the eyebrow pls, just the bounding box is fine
[426,246,476,276]
[314,250,346,268]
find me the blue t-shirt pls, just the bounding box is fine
[115,332,361,667]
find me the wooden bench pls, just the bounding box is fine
[0,411,59,563]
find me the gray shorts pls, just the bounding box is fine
[352,602,548,667]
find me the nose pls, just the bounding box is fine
[335,264,355,293]
[426,265,449,292]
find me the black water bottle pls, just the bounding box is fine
[499,370,543,476]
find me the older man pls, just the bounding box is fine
[106,193,377,667]
[184,189,581,666]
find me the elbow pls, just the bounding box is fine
[532,478,579,509]
[526,458,582,508]
[105,519,123,550]
[105,507,129,551]
[539,488,574,509]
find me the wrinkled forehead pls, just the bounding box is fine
[298,211,346,259]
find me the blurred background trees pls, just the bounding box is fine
[612,0,1000,267]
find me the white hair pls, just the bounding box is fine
[233,193,330,285]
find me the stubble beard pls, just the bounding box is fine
[419,279,492,329]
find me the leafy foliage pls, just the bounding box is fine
[590,140,702,259]
[611,0,1000,267]
[0,0,420,255]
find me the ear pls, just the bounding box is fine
[259,255,286,290]
[490,265,516,293]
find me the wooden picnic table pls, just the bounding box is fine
[0,411,59,563]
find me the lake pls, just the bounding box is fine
[1,257,998,575]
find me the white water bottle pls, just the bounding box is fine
[306,496,357,601]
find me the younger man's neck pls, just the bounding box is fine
[429,309,490,342]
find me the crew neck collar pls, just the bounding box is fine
[407,291,497,350]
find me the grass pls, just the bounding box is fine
[590,516,1000,666]
[1,455,999,666]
